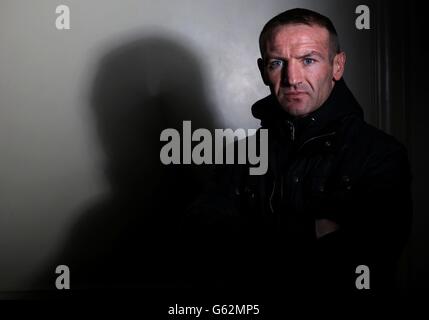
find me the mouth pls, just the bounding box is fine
[284,92,307,103]
[284,91,307,97]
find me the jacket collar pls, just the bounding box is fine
[251,78,364,142]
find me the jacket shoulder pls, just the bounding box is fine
[360,121,407,157]
[343,118,410,181]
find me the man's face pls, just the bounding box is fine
[258,24,345,117]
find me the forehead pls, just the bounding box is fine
[265,24,330,55]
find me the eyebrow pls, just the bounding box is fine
[265,50,324,61]
[296,51,324,59]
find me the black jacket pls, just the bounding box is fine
[184,78,412,293]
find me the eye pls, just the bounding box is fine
[303,58,315,65]
[268,60,283,69]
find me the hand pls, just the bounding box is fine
[315,219,340,239]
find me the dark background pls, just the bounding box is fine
[377,0,429,291]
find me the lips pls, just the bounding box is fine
[285,91,306,96]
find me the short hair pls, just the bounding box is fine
[259,8,341,60]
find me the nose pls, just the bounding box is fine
[283,60,302,86]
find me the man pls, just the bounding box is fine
[184,8,412,293]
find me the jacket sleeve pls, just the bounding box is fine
[337,143,412,288]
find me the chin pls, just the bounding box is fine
[283,104,309,117]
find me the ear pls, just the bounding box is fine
[332,52,346,81]
[257,58,269,86]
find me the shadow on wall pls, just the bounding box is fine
[35,34,216,290]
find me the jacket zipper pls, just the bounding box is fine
[268,131,336,214]
[269,180,276,213]
[287,120,295,141]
